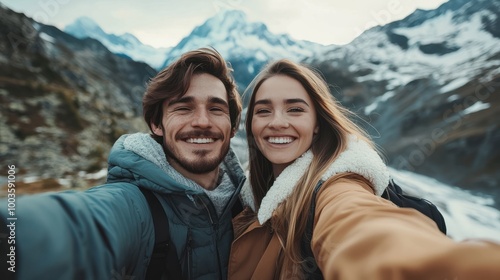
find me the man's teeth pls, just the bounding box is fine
[268,137,293,144]
[186,138,215,144]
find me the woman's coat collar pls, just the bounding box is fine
[241,135,390,224]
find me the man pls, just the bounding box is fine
[0,48,245,279]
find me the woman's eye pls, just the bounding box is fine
[288,107,305,113]
[255,108,270,114]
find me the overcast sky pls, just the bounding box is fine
[3,0,448,48]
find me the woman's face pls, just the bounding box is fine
[251,75,318,177]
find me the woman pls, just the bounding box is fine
[228,59,500,280]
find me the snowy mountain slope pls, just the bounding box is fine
[305,0,500,202]
[390,168,500,242]
[342,0,499,91]
[65,17,170,69]
[306,0,499,97]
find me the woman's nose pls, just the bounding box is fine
[267,113,289,129]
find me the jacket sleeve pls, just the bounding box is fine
[311,179,500,280]
[0,183,154,280]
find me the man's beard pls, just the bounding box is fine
[162,134,230,174]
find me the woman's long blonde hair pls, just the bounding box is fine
[244,59,375,278]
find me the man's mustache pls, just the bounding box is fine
[176,130,223,140]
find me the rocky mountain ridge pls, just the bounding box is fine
[0,6,155,189]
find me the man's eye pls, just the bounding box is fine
[174,107,191,112]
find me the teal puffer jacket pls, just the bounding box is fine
[0,133,245,280]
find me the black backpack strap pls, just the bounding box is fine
[231,197,244,218]
[301,178,447,279]
[382,179,447,234]
[139,188,184,280]
[301,182,325,280]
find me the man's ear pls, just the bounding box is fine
[230,127,237,138]
[151,122,163,136]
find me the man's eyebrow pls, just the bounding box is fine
[209,97,229,107]
[168,96,229,107]
[254,98,310,107]
[169,96,193,105]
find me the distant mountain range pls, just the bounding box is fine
[1,0,499,208]
[64,10,325,90]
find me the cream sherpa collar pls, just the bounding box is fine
[240,135,390,224]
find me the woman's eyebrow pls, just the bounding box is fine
[285,98,310,107]
[254,98,310,107]
[254,99,271,106]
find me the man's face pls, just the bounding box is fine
[152,73,233,175]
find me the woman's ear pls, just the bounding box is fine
[312,126,320,143]
[151,123,163,136]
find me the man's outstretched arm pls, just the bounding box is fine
[0,183,154,280]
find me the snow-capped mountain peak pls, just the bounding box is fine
[162,9,326,89]
[121,32,142,45]
[64,17,170,69]
[202,9,248,35]
[170,9,321,59]
[65,16,106,38]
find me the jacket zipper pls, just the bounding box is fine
[186,229,193,280]
[198,197,222,279]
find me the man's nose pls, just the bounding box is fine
[192,109,212,128]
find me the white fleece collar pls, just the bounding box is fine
[241,135,390,224]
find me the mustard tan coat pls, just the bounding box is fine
[229,137,500,280]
